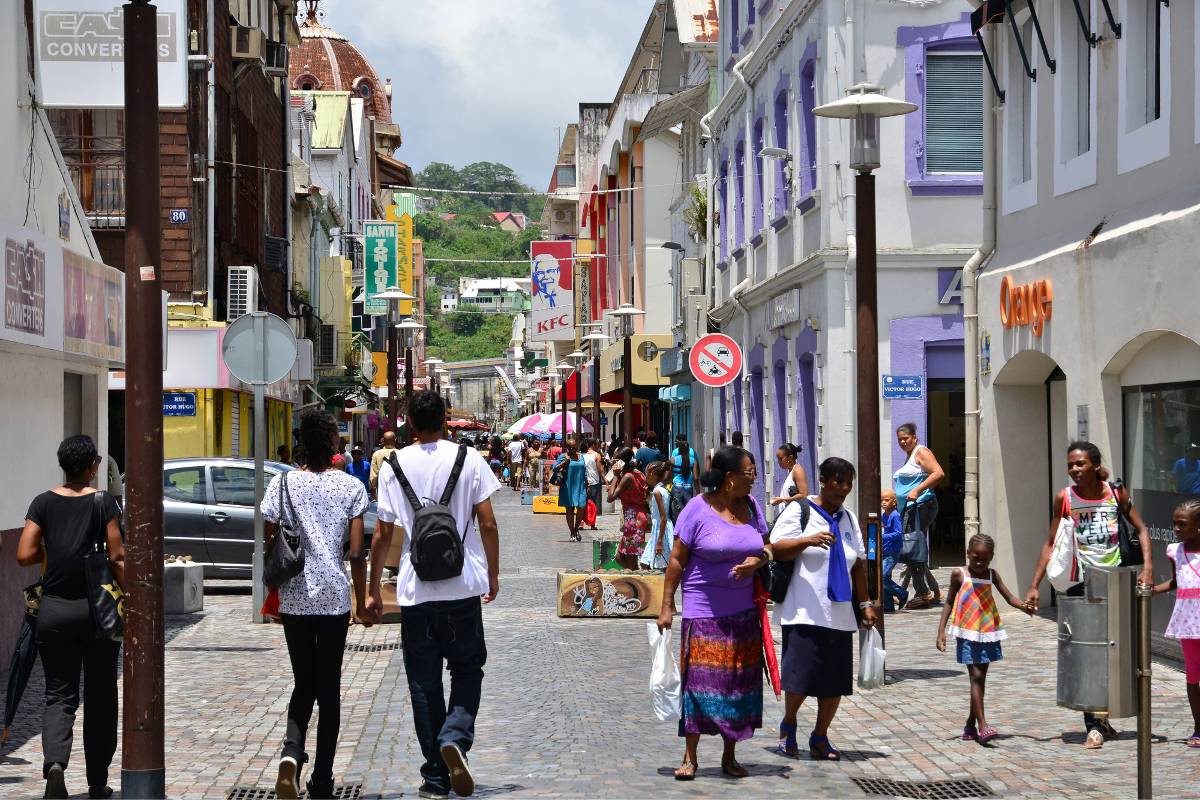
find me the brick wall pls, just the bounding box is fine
[160,110,193,294]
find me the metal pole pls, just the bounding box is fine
[855,171,882,639]
[387,303,398,431]
[562,371,568,440]
[121,2,165,796]
[1137,583,1153,799]
[252,381,266,623]
[623,332,633,448]
[404,340,413,444]
[575,368,583,442]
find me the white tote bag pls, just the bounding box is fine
[646,623,681,722]
[1046,496,1082,593]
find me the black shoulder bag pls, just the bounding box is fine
[264,473,306,587]
[1110,481,1144,567]
[85,491,125,642]
[755,498,811,604]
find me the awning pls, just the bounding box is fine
[658,384,692,403]
[378,152,415,187]
[636,82,710,142]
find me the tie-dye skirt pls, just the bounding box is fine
[677,606,763,741]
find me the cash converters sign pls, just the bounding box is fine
[999,275,1052,337]
[34,0,188,109]
[530,241,575,342]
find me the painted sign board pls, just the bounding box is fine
[689,333,742,388]
[882,374,924,400]
[34,0,189,109]
[530,241,575,341]
[162,391,196,416]
[364,221,397,315]
[556,571,665,618]
[394,213,414,316]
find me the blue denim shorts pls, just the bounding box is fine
[956,638,1003,665]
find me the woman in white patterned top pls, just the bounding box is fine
[261,409,372,799]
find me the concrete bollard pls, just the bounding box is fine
[163,562,204,614]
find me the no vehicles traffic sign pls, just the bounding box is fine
[689,333,742,388]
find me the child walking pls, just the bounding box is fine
[936,533,1031,743]
[1152,499,1200,748]
[640,461,674,569]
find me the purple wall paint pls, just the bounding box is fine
[794,326,819,479]
[897,12,983,196]
[771,336,790,492]
[798,42,818,200]
[734,138,746,245]
[773,88,789,216]
[889,314,964,472]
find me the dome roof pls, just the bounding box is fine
[289,2,392,124]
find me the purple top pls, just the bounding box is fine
[676,493,768,619]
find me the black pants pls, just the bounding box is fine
[401,597,487,793]
[36,595,120,788]
[280,613,350,786]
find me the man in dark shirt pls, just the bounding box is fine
[1173,443,1200,494]
[635,431,662,470]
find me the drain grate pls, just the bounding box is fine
[344,641,400,653]
[227,782,362,800]
[851,777,994,799]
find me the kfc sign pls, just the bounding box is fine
[530,241,575,342]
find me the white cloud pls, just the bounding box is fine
[324,0,652,186]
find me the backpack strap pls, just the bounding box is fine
[388,452,424,512]
[438,444,470,506]
[798,496,811,532]
[91,491,108,550]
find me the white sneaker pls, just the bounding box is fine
[275,756,300,799]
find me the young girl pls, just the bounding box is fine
[936,533,1031,743]
[1152,499,1200,748]
[640,461,674,569]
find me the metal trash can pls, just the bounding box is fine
[1056,566,1139,718]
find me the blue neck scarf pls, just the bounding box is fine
[808,502,853,603]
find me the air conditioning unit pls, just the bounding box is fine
[230,25,265,62]
[264,40,288,77]
[294,339,314,382]
[553,209,568,222]
[683,294,708,346]
[317,324,337,366]
[226,266,259,322]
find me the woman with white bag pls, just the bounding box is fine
[1023,441,1153,750]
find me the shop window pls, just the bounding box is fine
[1054,0,1098,195]
[798,55,817,199]
[1002,17,1037,214]
[1117,0,1171,173]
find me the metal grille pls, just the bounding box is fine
[850,777,994,799]
[345,642,401,653]
[227,783,362,800]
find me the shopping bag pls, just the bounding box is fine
[584,499,597,527]
[646,623,681,722]
[1046,515,1081,593]
[857,628,886,690]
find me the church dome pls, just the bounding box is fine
[289,0,392,124]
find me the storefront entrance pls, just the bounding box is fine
[927,378,966,563]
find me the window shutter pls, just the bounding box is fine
[924,54,984,173]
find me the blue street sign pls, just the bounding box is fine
[599,412,608,427]
[882,375,923,400]
[163,392,196,416]
[170,209,189,224]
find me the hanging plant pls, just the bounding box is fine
[683,181,708,243]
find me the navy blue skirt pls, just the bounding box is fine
[780,624,853,697]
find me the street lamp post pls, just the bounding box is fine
[581,330,610,440]
[423,356,444,394]
[610,303,645,448]
[555,361,574,441]
[396,318,424,443]
[566,350,588,442]
[373,287,415,433]
[813,83,916,644]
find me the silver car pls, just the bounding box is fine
[161,457,376,578]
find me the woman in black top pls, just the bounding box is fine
[17,435,124,800]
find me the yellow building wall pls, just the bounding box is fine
[162,389,290,460]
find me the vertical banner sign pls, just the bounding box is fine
[364,221,397,315]
[395,214,414,316]
[530,240,575,341]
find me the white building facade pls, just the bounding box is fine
[701,0,984,535]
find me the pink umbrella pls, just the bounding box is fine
[505,413,552,435]
[531,411,594,436]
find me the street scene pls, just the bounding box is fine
[2,0,1200,799]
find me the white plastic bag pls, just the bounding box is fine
[647,623,681,722]
[1046,515,1082,593]
[857,628,886,690]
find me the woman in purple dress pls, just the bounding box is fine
[657,445,769,781]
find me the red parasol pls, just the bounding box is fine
[753,575,781,699]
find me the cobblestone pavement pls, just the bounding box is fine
[2,488,1197,798]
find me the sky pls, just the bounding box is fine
[324,0,654,188]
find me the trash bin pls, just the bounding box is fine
[1056,566,1139,718]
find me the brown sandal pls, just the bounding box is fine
[721,759,749,778]
[674,760,697,781]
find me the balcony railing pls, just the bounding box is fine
[66,162,126,228]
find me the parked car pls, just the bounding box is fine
[161,458,375,578]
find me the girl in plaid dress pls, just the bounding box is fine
[936,533,1032,743]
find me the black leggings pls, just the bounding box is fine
[280,613,349,785]
[36,595,120,788]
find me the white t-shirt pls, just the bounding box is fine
[261,469,369,615]
[769,497,866,632]
[507,440,525,464]
[583,451,601,485]
[376,441,502,605]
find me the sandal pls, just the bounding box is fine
[809,733,841,761]
[778,721,800,756]
[906,593,936,610]
[962,726,978,742]
[721,758,749,779]
[977,725,998,744]
[1099,720,1120,741]
[674,760,697,781]
[1187,734,1200,749]
[1084,730,1105,750]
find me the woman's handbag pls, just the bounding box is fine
[1046,492,1082,593]
[85,491,125,642]
[1109,481,1144,567]
[264,473,305,588]
[898,503,930,565]
[549,460,567,487]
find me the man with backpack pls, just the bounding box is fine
[368,391,501,799]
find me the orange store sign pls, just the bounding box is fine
[999,275,1053,336]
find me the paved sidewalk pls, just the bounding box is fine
[1,489,1196,798]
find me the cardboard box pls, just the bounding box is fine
[556,570,665,618]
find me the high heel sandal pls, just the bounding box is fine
[777,721,800,756]
[809,733,841,761]
[674,759,697,781]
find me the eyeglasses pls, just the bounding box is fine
[740,469,758,479]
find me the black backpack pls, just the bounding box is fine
[754,497,811,604]
[388,445,470,582]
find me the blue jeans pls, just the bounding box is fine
[882,556,908,612]
[400,597,488,792]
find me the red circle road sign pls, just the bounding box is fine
[689,334,743,388]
